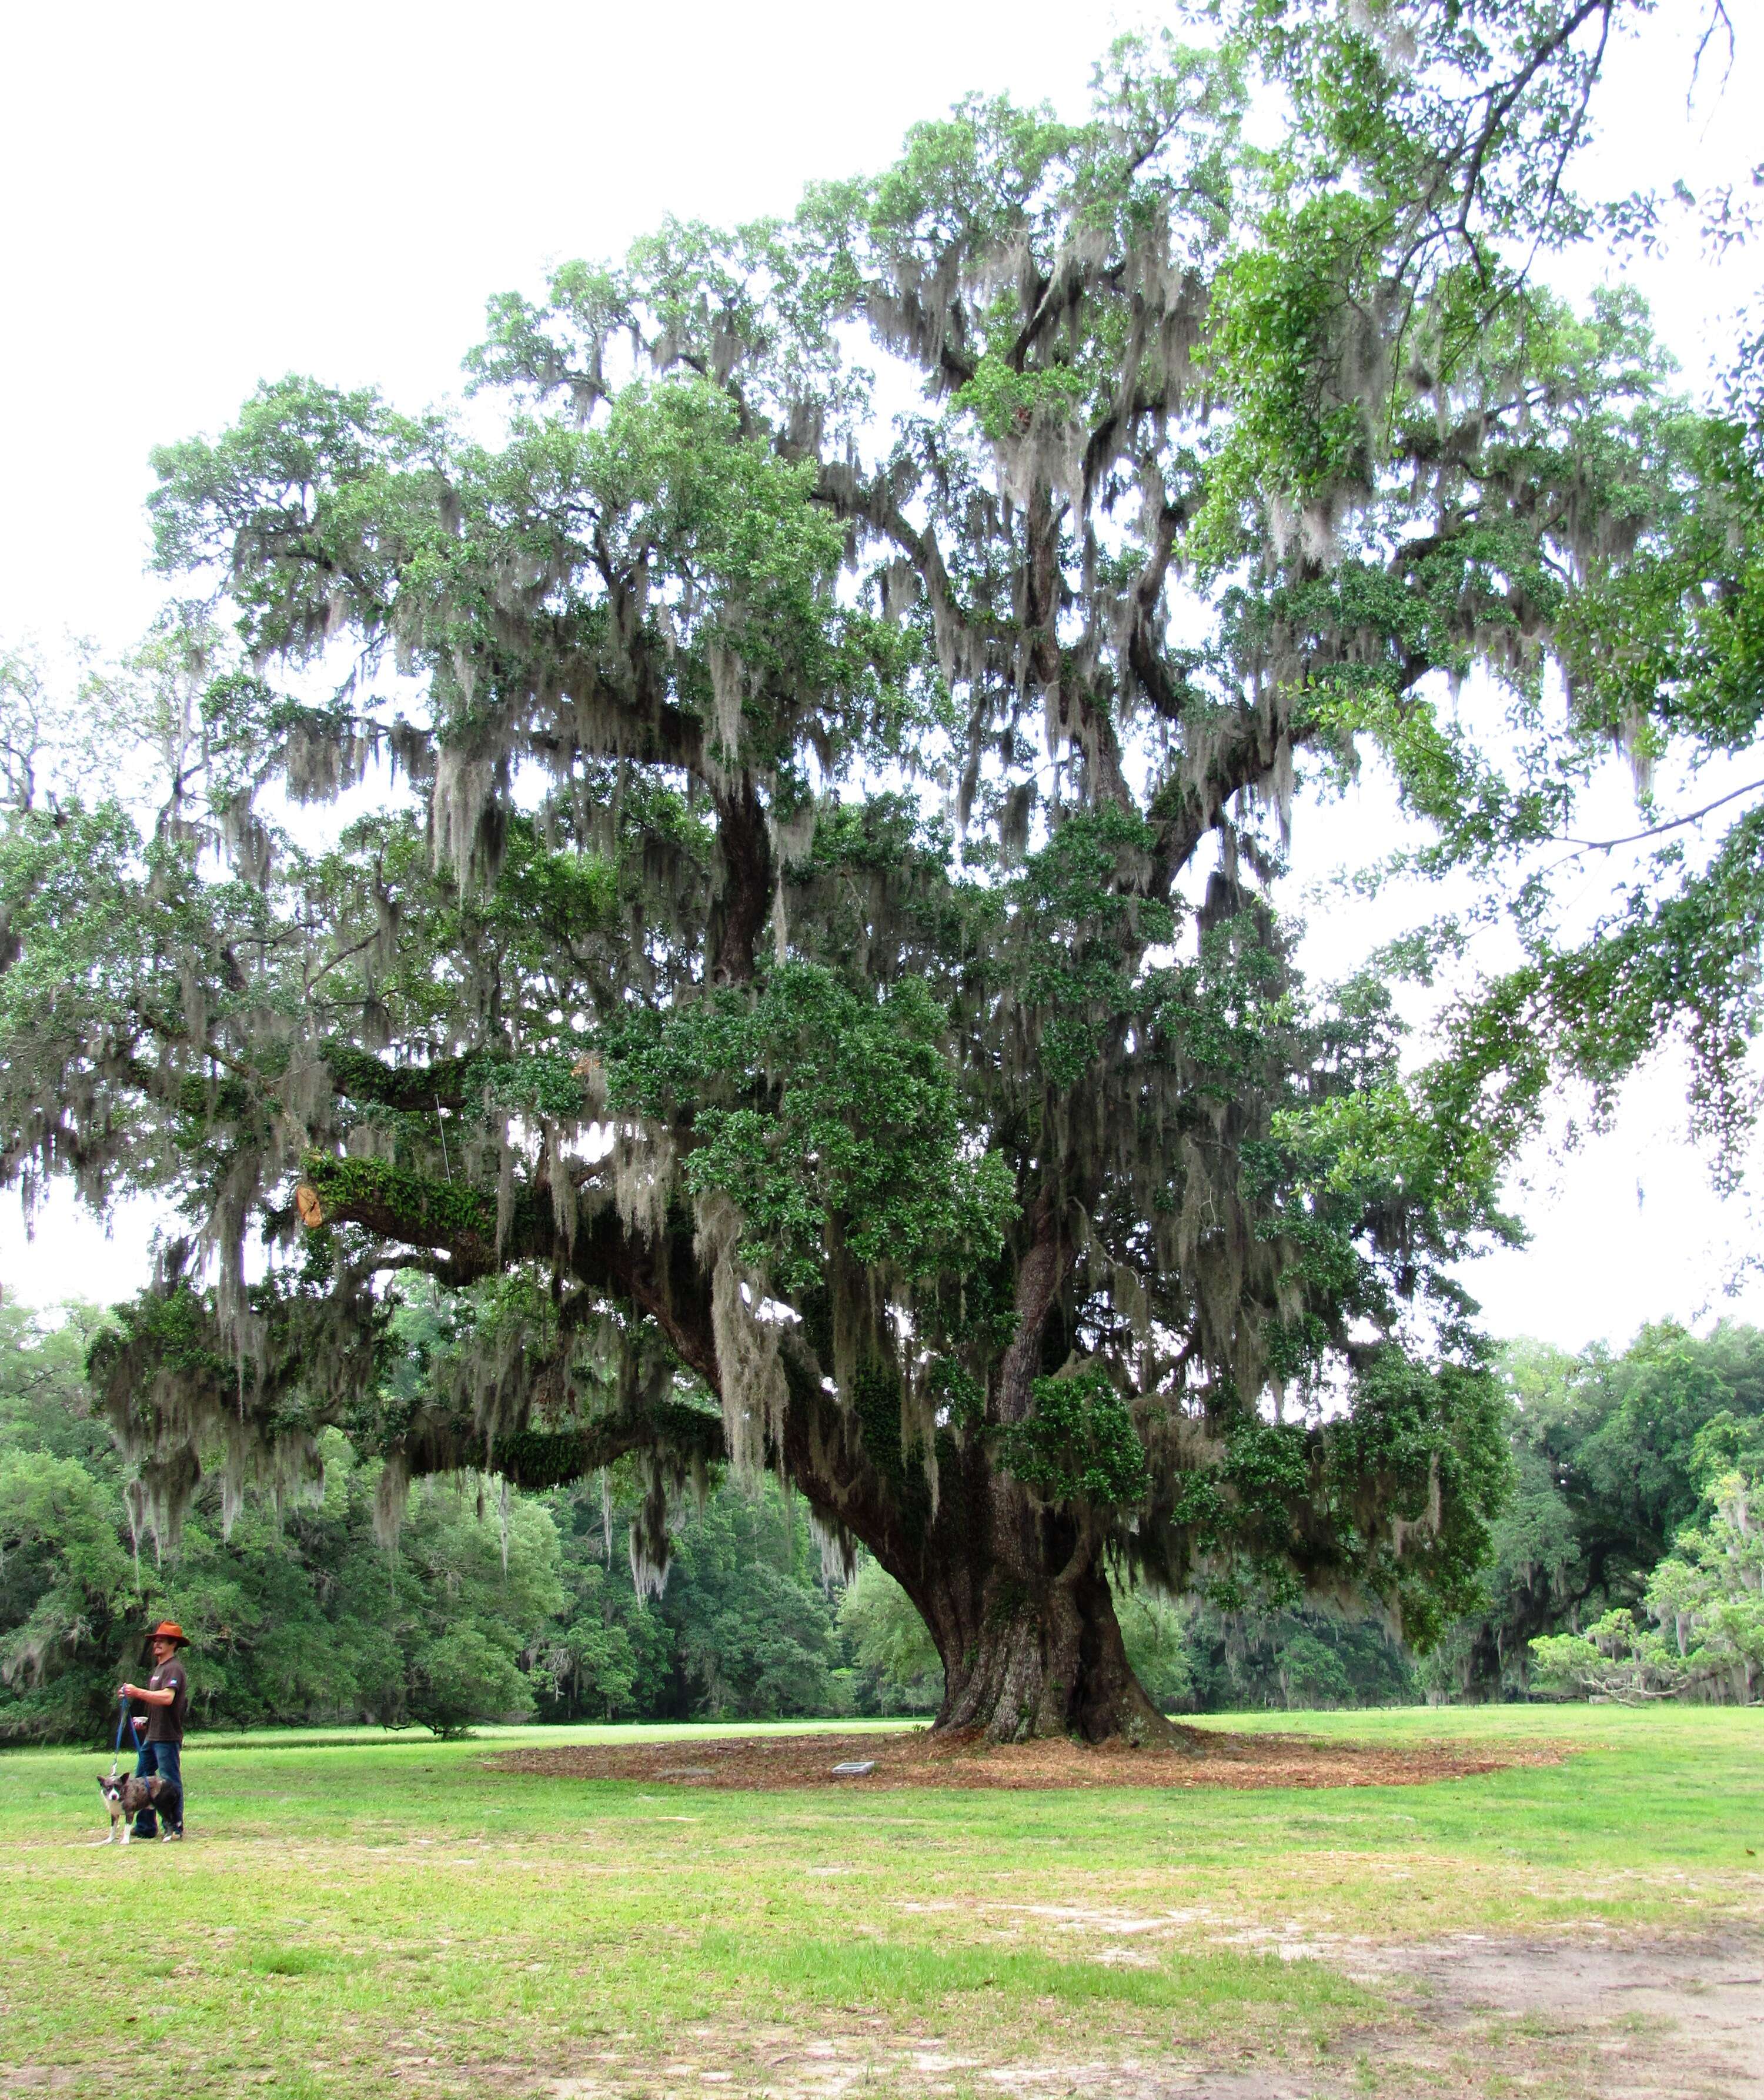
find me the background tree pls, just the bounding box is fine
[838,1561,948,1714]
[1529,1464,1764,1705]
[0,1304,139,1737]
[1425,1322,1764,1697]
[2,1,1747,1742]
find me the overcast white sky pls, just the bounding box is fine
[1,1,1760,1350]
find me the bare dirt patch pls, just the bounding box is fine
[1351,1933,1764,2100]
[482,1726,1566,1792]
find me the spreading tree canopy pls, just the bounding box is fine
[2,0,1755,1740]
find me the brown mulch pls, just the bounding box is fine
[481,1725,1568,1792]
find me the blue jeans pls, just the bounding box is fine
[132,1739,182,1839]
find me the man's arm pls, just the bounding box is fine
[116,1682,176,1705]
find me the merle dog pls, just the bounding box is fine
[96,1769,179,1844]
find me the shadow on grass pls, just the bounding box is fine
[248,1947,346,1978]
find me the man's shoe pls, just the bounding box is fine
[161,1828,183,1842]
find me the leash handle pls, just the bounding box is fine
[114,1694,138,1758]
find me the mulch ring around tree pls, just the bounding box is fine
[482,1727,1569,1792]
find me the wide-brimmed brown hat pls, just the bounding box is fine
[143,1621,189,1650]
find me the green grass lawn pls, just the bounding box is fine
[1,1705,1758,2098]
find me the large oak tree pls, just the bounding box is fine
[3,1,1749,1740]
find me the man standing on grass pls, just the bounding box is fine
[118,1622,189,1842]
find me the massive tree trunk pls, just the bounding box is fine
[923,1545,1185,1747]
[909,1465,1189,1748]
[874,1194,1187,1747]
[775,1346,1190,1748]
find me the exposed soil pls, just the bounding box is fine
[1356,1933,1764,2096]
[483,1725,1566,1792]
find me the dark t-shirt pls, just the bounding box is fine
[145,1657,188,1744]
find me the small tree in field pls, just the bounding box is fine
[2,3,1752,1740]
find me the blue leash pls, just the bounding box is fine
[111,1695,141,1773]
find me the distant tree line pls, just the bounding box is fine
[2,1304,1758,1741]
[1427,1323,1764,1704]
